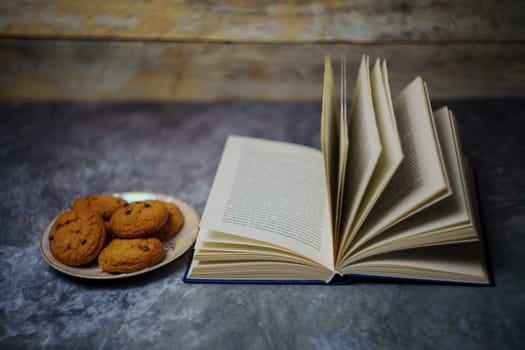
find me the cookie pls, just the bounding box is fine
[71,195,127,229]
[109,200,168,239]
[98,237,165,273]
[49,209,107,266]
[155,202,185,241]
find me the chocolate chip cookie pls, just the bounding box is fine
[71,195,127,229]
[49,209,107,266]
[109,200,168,239]
[98,237,165,273]
[155,202,185,241]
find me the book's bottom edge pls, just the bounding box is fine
[182,275,491,286]
[182,277,333,285]
[182,266,491,286]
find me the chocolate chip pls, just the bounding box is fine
[65,220,70,224]
[81,239,87,245]
[141,246,150,252]
[123,203,129,207]
[49,235,54,241]
[103,217,109,221]
[125,210,132,215]
[144,203,151,208]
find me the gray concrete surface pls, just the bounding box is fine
[0,100,524,349]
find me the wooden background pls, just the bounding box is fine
[1,0,524,101]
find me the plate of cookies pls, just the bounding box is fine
[40,192,200,279]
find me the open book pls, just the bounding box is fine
[184,55,490,284]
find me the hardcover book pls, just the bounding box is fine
[184,55,490,284]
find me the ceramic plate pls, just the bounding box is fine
[40,192,200,279]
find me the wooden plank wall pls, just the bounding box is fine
[1,0,524,101]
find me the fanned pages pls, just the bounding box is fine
[186,55,489,285]
[337,55,382,258]
[340,107,480,267]
[335,58,404,267]
[320,56,340,239]
[335,56,349,247]
[347,77,451,255]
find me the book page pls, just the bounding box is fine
[348,77,451,253]
[336,58,403,263]
[199,135,334,270]
[376,107,470,236]
[189,228,335,282]
[321,55,340,236]
[461,155,482,236]
[337,55,382,256]
[335,57,349,246]
[381,61,396,127]
[189,259,335,282]
[341,107,477,265]
[341,242,488,284]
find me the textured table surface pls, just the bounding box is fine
[1,100,524,349]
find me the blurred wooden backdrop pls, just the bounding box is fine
[1,0,524,101]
